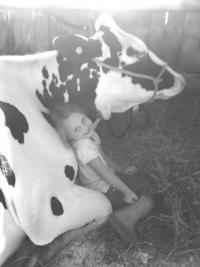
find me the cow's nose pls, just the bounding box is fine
[177,74,186,91]
[175,74,186,94]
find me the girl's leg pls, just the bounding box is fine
[108,172,154,244]
[108,195,154,244]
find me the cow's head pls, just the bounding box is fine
[53,14,185,120]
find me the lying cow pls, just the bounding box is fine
[0,14,185,265]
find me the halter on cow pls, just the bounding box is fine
[0,14,185,265]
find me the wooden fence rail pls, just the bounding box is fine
[0,8,200,74]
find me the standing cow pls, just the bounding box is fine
[0,14,185,265]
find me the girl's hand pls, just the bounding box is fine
[123,190,138,204]
[123,166,137,175]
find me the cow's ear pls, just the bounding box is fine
[52,35,68,56]
[52,36,59,47]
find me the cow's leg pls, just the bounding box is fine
[0,207,25,266]
[49,209,109,258]
[9,219,107,267]
[54,217,107,251]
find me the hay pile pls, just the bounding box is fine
[100,88,200,257]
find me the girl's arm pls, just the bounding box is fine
[99,148,124,173]
[100,148,137,175]
[88,157,138,203]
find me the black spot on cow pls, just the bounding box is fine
[56,42,100,120]
[52,73,58,84]
[64,165,75,181]
[126,47,137,57]
[36,71,67,110]
[37,58,73,111]
[42,112,52,126]
[54,35,102,67]
[39,35,102,119]
[49,74,66,101]
[42,66,49,79]
[51,197,64,216]
[0,101,29,144]
[120,61,127,78]
[42,80,46,88]
[57,54,74,82]
[124,53,174,91]
[0,153,16,187]
[99,26,122,73]
[126,47,146,58]
[0,188,7,209]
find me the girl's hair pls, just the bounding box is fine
[50,102,84,144]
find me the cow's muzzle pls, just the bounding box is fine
[175,74,186,94]
[158,74,186,100]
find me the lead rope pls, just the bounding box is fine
[93,59,168,138]
[94,59,157,82]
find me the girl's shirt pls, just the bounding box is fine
[72,131,110,193]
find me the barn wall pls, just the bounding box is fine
[0,8,199,73]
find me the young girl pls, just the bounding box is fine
[51,102,153,244]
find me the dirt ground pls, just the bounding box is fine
[5,224,200,267]
[4,75,200,267]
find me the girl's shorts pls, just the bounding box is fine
[104,172,153,211]
[104,186,125,211]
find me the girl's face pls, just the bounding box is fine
[64,112,93,141]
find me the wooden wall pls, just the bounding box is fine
[0,8,200,74]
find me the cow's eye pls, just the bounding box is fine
[126,47,136,56]
[74,126,81,133]
[76,47,83,55]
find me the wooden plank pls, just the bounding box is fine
[161,11,185,70]
[116,11,152,44]
[0,10,16,55]
[48,10,99,47]
[180,11,200,73]
[12,9,50,54]
[184,74,200,89]
[13,10,33,54]
[32,10,50,52]
[147,11,166,59]
[0,8,200,76]
[0,10,10,54]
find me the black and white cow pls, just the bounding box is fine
[0,14,185,265]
